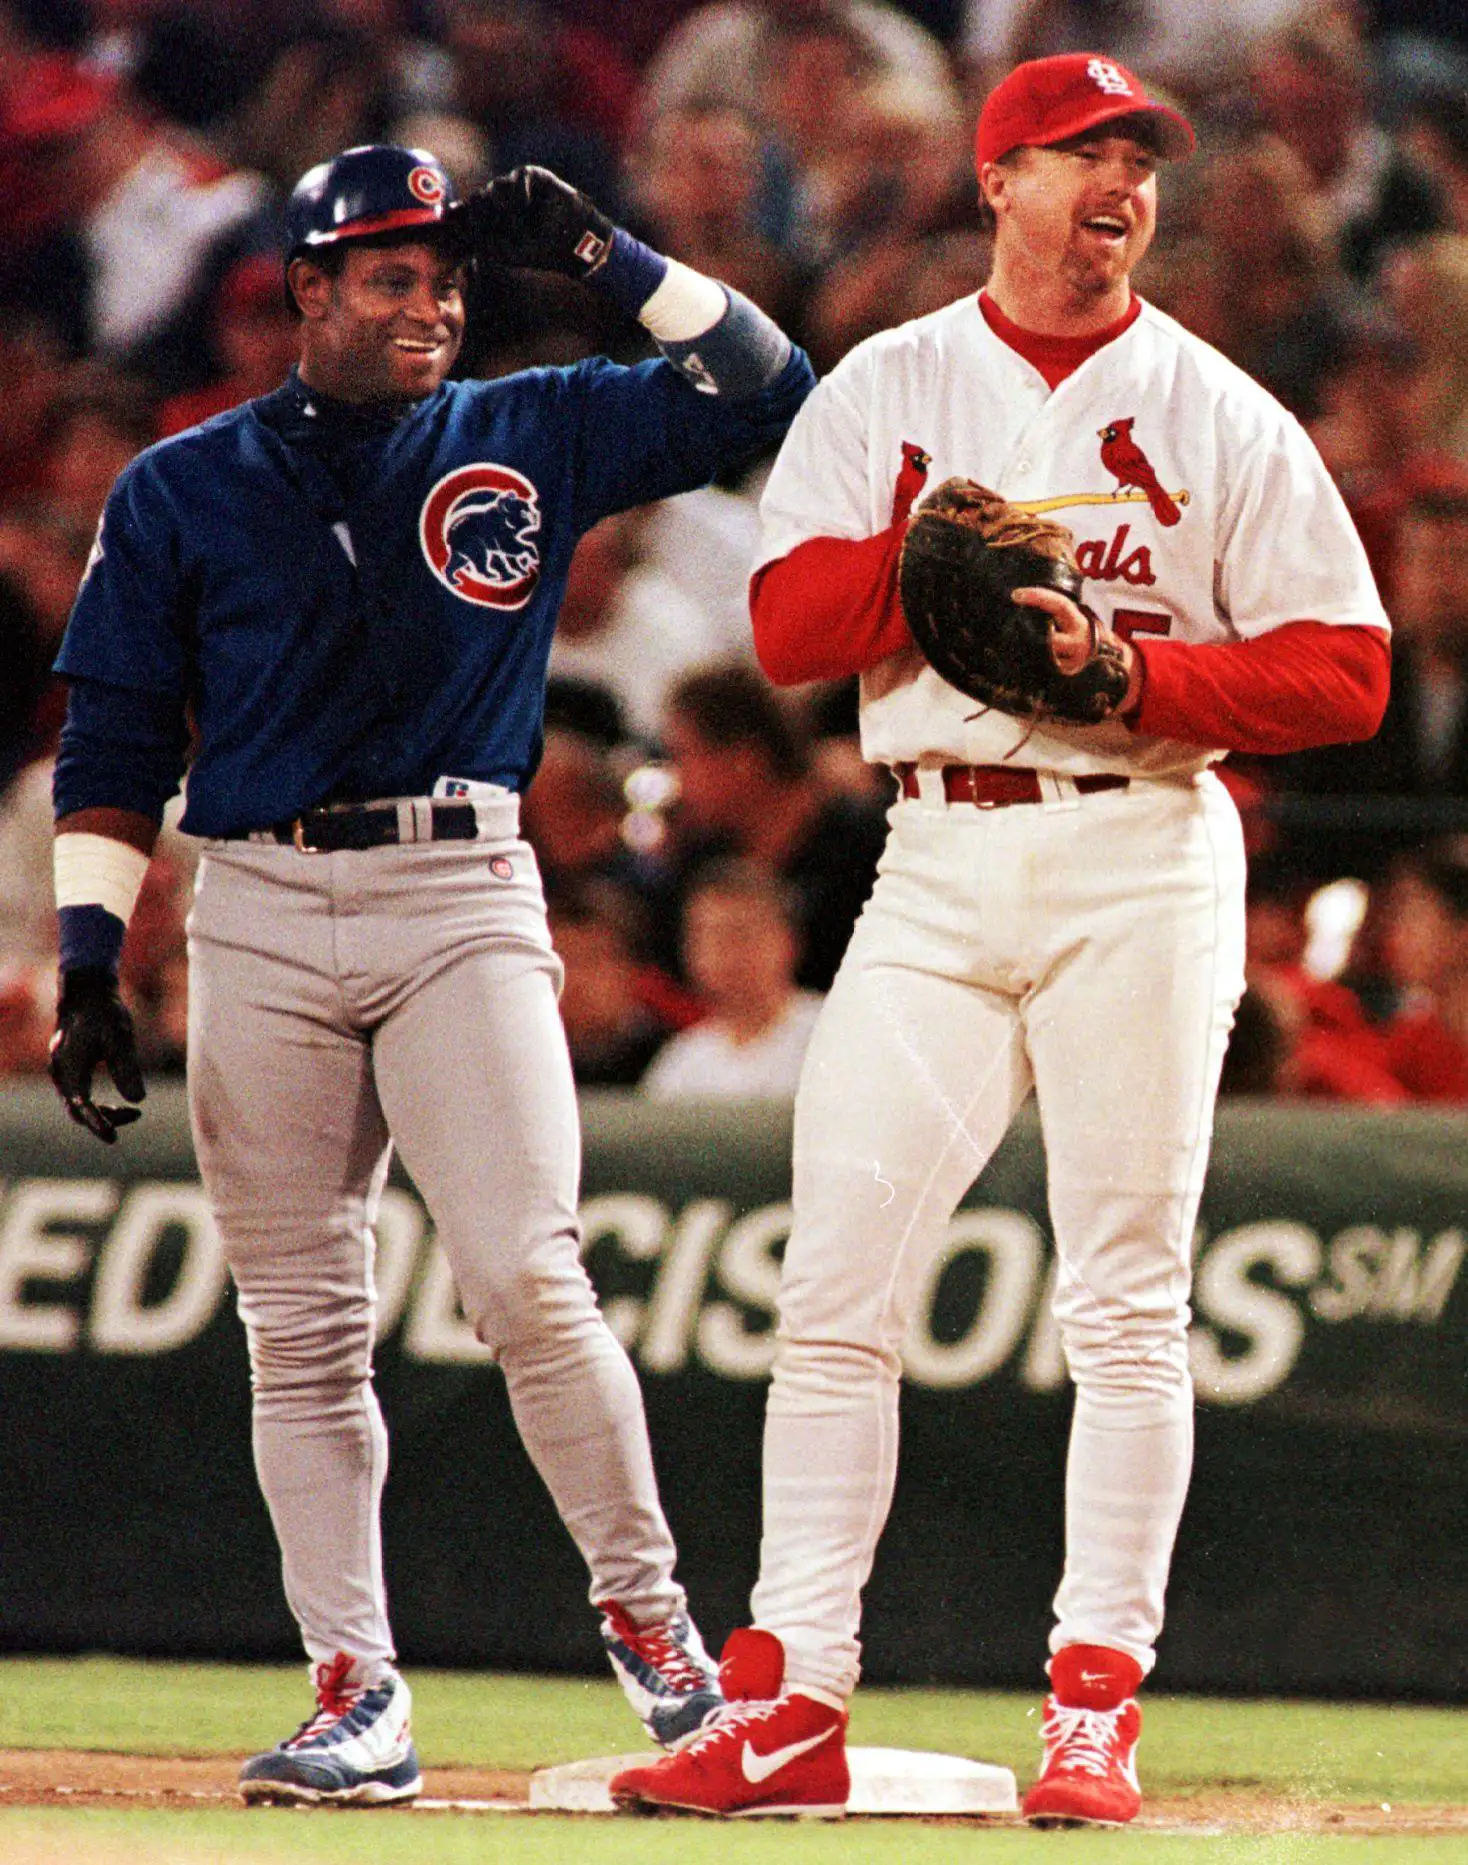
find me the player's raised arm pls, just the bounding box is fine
[450,164,812,404]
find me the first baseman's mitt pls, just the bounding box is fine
[897,479,1130,724]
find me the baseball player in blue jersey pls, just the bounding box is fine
[47,143,814,1806]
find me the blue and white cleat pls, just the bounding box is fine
[239,1654,422,1806]
[601,1602,726,1749]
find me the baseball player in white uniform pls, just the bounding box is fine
[612,53,1390,1823]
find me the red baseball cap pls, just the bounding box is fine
[975,53,1195,169]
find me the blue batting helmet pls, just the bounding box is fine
[283,144,458,265]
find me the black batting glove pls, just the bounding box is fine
[49,965,146,1144]
[448,165,615,279]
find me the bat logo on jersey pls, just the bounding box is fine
[419,463,543,609]
[1097,419,1182,526]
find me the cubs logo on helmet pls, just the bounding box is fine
[420,464,543,610]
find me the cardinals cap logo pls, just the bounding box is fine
[420,463,543,608]
[1097,419,1182,527]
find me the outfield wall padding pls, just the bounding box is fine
[0,1084,1464,1699]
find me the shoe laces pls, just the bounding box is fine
[287,1655,363,1746]
[1041,1701,1125,1778]
[621,1618,710,1695]
[684,1697,783,1757]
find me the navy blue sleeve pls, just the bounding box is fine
[54,448,193,696]
[565,347,816,535]
[53,676,190,823]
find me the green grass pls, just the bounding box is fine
[0,1808,1465,1865]
[4,1657,1463,1804]
[1,1659,1462,1864]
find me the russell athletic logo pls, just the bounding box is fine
[419,463,543,608]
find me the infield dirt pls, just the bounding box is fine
[2,1750,1466,1836]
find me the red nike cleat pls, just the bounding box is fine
[610,1628,849,1818]
[1022,1644,1145,1827]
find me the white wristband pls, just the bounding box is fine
[638,259,727,343]
[54,833,150,924]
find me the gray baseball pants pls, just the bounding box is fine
[185,801,684,1673]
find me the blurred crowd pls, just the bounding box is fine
[3,0,1468,1105]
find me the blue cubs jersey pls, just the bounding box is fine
[54,351,812,836]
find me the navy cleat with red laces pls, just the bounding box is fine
[600,1602,725,1749]
[238,1653,421,1806]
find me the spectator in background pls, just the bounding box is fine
[0,504,90,754]
[549,879,691,1087]
[156,251,302,436]
[641,0,960,142]
[523,723,646,896]
[430,0,636,207]
[1247,4,1442,281]
[0,958,51,1076]
[1277,472,1468,873]
[757,8,883,269]
[40,372,157,540]
[0,314,73,510]
[1,59,269,390]
[226,20,393,199]
[1381,233,1468,463]
[549,509,754,748]
[1307,304,1429,586]
[652,662,887,992]
[806,220,986,375]
[641,858,823,1099]
[625,102,798,321]
[0,571,51,792]
[640,486,764,657]
[1242,858,1406,1102]
[1378,843,1468,1100]
[0,752,64,970]
[753,10,972,280]
[957,0,1302,105]
[1403,79,1468,234]
[1146,132,1350,419]
[0,372,155,763]
[388,109,493,196]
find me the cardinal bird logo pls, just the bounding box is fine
[891,441,932,524]
[1097,419,1182,527]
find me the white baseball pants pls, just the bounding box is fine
[750,773,1246,1699]
[186,817,685,1675]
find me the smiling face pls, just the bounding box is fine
[290,238,466,403]
[981,128,1159,331]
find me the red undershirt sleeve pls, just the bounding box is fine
[1131,621,1390,754]
[750,532,1390,758]
[750,527,912,686]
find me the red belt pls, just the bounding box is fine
[894,764,1130,807]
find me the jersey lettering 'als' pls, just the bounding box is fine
[419,462,543,609]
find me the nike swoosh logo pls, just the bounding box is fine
[741,1726,837,1785]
